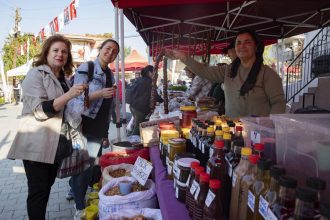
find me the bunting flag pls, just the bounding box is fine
[44,24,50,37]
[41,28,45,40]
[58,13,64,31]
[53,17,59,32]
[70,0,77,20]
[23,42,28,55]
[49,21,55,35]
[32,36,37,46]
[64,7,70,25]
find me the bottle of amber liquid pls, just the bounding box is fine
[259,166,286,220]
[188,166,205,216]
[203,179,223,220]
[237,154,260,220]
[206,140,225,177]
[229,147,252,220]
[186,161,201,208]
[193,173,210,220]
[293,187,317,220]
[246,158,271,220]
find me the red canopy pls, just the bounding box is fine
[110,49,148,71]
[112,0,330,56]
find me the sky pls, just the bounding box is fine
[0,0,148,57]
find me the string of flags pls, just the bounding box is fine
[38,0,79,42]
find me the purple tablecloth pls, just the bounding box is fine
[149,146,191,220]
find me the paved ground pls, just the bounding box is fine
[0,103,124,220]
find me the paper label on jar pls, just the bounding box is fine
[167,144,171,155]
[206,166,211,174]
[259,195,269,219]
[166,157,172,175]
[267,208,278,220]
[159,142,162,151]
[251,130,261,145]
[205,190,216,207]
[175,186,179,198]
[228,163,233,177]
[209,147,214,158]
[232,173,237,187]
[186,174,191,187]
[173,179,176,188]
[201,143,205,153]
[194,185,200,200]
[248,190,255,212]
[198,140,202,150]
[190,180,198,195]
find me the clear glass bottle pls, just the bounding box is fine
[229,147,253,220]
[293,187,317,220]
[271,175,298,220]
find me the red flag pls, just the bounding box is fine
[53,17,59,32]
[70,0,77,20]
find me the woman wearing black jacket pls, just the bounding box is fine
[129,65,163,135]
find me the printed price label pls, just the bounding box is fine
[166,158,173,175]
[186,174,191,187]
[228,163,233,177]
[205,190,216,207]
[206,166,211,175]
[173,163,180,179]
[259,195,269,219]
[198,140,202,150]
[194,185,200,200]
[201,143,205,153]
[248,190,255,212]
[190,180,198,195]
[232,173,237,187]
[251,131,261,145]
[267,208,278,220]
[131,156,153,186]
[175,187,179,198]
[209,147,214,158]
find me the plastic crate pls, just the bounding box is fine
[241,117,276,162]
[271,114,330,195]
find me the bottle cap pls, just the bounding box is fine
[222,127,230,133]
[223,133,232,140]
[249,154,260,164]
[235,126,243,132]
[195,166,204,175]
[177,158,199,168]
[241,147,252,156]
[215,120,222,126]
[200,173,210,183]
[190,161,200,170]
[180,106,196,111]
[254,143,265,152]
[279,175,298,188]
[209,179,221,189]
[257,158,271,170]
[215,130,223,136]
[270,166,286,180]
[320,202,330,219]
[207,126,215,133]
[214,140,224,149]
[295,187,317,202]
[306,177,327,191]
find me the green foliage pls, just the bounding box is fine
[2,33,41,75]
[124,46,131,58]
[168,85,187,91]
[85,33,113,38]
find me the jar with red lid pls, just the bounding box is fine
[180,106,197,129]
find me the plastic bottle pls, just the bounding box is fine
[306,176,326,210]
[193,173,210,220]
[188,166,205,216]
[206,140,225,177]
[186,161,201,208]
[320,202,330,220]
[237,154,260,220]
[229,147,253,220]
[293,187,317,220]
[203,179,223,220]
[260,166,286,220]
[271,175,298,220]
[223,132,232,152]
[201,126,215,167]
[246,159,271,220]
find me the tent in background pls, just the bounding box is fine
[7,59,33,77]
[110,49,148,72]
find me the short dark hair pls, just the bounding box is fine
[141,65,154,77]
[33,34,74,76]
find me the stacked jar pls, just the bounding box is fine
[159,130,179,167]
[166,138,187,179]
[180,106,197,129]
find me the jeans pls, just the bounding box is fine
[23,160,59,220]
[70,136,102,210]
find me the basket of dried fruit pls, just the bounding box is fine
[106,208,162,220]
[98,177,157,219]
[99,148,149,171]
[102,163,134,186]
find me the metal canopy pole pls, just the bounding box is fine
[114,3,121,140]
[119,9,127,138]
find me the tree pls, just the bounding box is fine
[124,46,131,58]
[2,33,41,78]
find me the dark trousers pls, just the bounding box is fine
[130,107,148,135]
[23,160,59,220]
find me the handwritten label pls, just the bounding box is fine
[205,190,216,207]
[209,147,214,158]
[190,180,198,195]
[251,131,261,145]
[232,173,237,187]
[248,190,255,212]
[206,166,211,175]
[194,185,200,200]
[259,195,269,219]
[201,143,205,153]
[267,208,278,220]
[132,156,153,186]
[186,174,191,187]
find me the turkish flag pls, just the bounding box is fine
[53,17,59,32]
[70,0,77,20]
